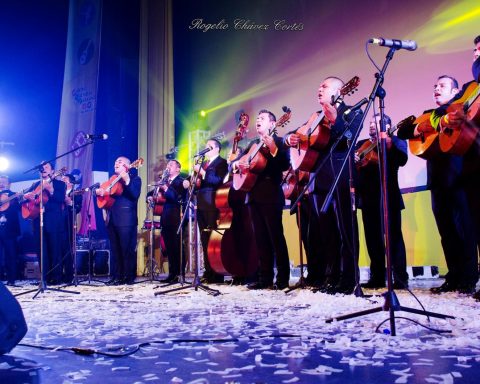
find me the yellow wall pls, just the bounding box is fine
[283,190,447,274]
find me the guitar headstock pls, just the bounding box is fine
[234,112,249,142]
[275,106,292,129]
[340,76,360,97]
[130,158,145,170]
[56,167,68,178]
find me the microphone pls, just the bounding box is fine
[194,146,213,157]
[368,38,417,51]
[343,97,368,117]
[85,133,109,140]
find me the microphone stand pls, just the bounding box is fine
[321,47,453,334]
[155,156,220,296]
[15,173,79,298]
[285,170,307,294]
[77,186,106,285]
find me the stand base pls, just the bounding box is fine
[285,276,307,294]
[325,289,454,335]
[154,275,221,296]
[14,280,80,298]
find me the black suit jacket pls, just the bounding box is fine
[312,103,363,192]
[161,175,186,228]
[0,190,21,237]
[108,175,142,227]
[197,156,228,210]
[243,135,290,207]
[356,136,408,210]
[30,178,66,233]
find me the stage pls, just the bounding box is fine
[1,278,480,383]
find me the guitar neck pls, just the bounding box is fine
[466,84,480,109]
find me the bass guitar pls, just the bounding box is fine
[233,107,291,191]
[439,81,480,155]
[21,167,67,219]
[290,76,360,171]
[97,158,144,209]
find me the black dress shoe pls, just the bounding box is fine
[361,280,386,289]
[160,276,178,284]
[430,281,457,294]
[457,283,476,294]
[473,290,480,301]
[392,281,409,290]
[334,283,355,295]
[274,281,289,290]
[247,282,273,290]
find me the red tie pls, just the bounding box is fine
[203,160,210,170]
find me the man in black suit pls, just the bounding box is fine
[355,114,409,290]
[285,77,363,294]
[0,176,21,285]
[96,156,142,285]
[194,139,228,284]
[233,109,291,290]
[24,162,67,285]
[158,159,187,283]
[398,75,477,294]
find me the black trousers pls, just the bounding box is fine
[361,202,408,283]
[162,225,184,278]
[0,230,17,283]
[431,187,477,285]
[197,207,223,280]
[311,187,359,287]
[248,202,290,285]
[107,225,138,282]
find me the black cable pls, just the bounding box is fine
[374,316,452,335]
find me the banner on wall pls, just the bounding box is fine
[56,0,102,235]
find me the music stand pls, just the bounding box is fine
[155,156,220,296]
[15,175,79,298]
[316,46,452,333]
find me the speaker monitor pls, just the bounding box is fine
[0,282,28,355]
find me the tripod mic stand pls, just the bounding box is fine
[16,174,79,298]
[323,46,453,334]
[155,157,220,296]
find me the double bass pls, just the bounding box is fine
[207,112,258,277]
[96,158,144,209]
[290,76,360,171]
[232,107,292,192]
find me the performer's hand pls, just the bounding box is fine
[262,135,277,154]
[443,110,464,128]
[193,164,201,173]
[120,171,130,185]
[385,135,392,149]
[321,102,337,125]
[24,192,34,201]
[96,188,105,197]
[354,152,360,163]
[182,179,190,189]
[237,160,250,174]
[287,133,300,147]
[64,196,73,206]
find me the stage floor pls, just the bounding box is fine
[2,278,480,383]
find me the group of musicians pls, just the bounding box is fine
[1,35,479,299]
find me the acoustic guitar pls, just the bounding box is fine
[439,81,480,155]
[97,158,144,209]
[21,167,67,219]
[290,76,360,171]
[408,113,440,159]
[232,107,291,191]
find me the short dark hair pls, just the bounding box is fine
[474,35,480,45]
[40,161,54,171]
[169,159,181,170]
[208,138,222,151]
[258,109,276,122]
[438,75,459,90]
[372,113,392,127]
